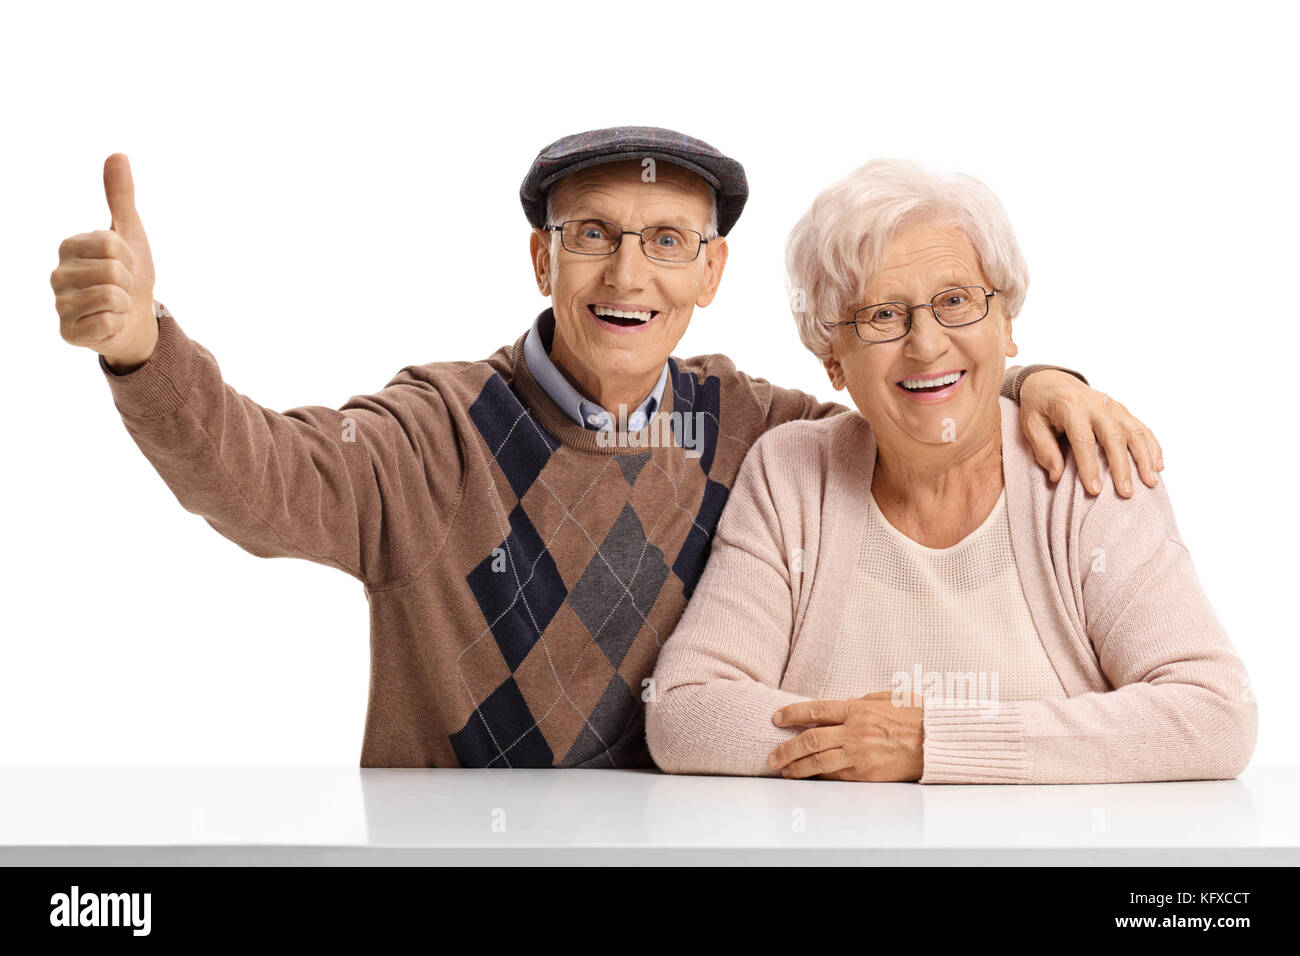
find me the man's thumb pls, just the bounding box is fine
[104,153,145,238]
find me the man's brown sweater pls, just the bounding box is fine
[98,302,1062,768]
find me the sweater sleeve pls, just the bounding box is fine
[1000,363,1088,401]
[645,433,813,776]
[921,472,1257,785]
[96,303,465,588]
[763,382,852,426]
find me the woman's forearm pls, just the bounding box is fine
[646,433,812,775]
[920,678,1256,784]
[646,672,811,776]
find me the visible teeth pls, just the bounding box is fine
[901,371,962,390]
[593,306,652,322]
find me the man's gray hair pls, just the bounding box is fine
[784,158,1030,363]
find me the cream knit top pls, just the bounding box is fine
[645,399,1258,784]
[820,489,1068,705]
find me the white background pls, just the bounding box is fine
[3,0,1295,766]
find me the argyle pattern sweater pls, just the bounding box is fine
[98,302,1059,768]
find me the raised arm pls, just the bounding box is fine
[921,469,1257,784]
[54,154,463,588]
[645,433,814,776]
[96,304,463,586]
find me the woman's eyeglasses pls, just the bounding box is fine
[826,286,998,343]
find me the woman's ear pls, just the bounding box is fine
[1003,313,1018,359]
[824,353,847,390]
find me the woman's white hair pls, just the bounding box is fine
[785,158,1029,362]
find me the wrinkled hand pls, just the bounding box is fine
[769,691,924,782]
[1019,370,1164,498]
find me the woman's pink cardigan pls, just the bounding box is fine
[645,397,1257,784]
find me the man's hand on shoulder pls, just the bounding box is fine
[1019,369,1164,498]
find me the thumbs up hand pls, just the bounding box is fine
[52,153,159,372]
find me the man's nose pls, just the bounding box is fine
[602,234,651,290]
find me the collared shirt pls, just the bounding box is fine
[523,309,668,432]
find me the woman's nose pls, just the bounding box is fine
[903,306,950,357]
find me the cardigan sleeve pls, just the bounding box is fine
[645,432,815,776]
[921,471,1258,784]
[97,303,465,588]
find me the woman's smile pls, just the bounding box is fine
[894,368,966,404]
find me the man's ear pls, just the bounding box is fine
[1003,313,1018,359]
[824,352,847,390]
[694,236,729,308]
[530,228,552,296]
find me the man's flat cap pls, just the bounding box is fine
[520,125,749,236]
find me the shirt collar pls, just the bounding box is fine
[523,308,669,432]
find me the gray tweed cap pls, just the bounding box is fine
[520,125,749,236]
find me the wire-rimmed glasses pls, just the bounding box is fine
[545,219,708,263]
[826,286,999,343]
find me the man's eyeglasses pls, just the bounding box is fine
[546,219,709,263]
[825,286,999,344]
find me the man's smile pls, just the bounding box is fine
[587,302,661,333]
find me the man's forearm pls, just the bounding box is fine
[96,303,447,585]
[1002,363,1088,402]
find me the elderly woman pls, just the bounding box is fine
[645,159,1257,784]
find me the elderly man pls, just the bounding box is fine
[53,126,1162,769]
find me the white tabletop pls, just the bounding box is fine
[2,765,1296,865]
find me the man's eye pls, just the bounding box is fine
[655,234,679,247]
[583,227,607,240]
